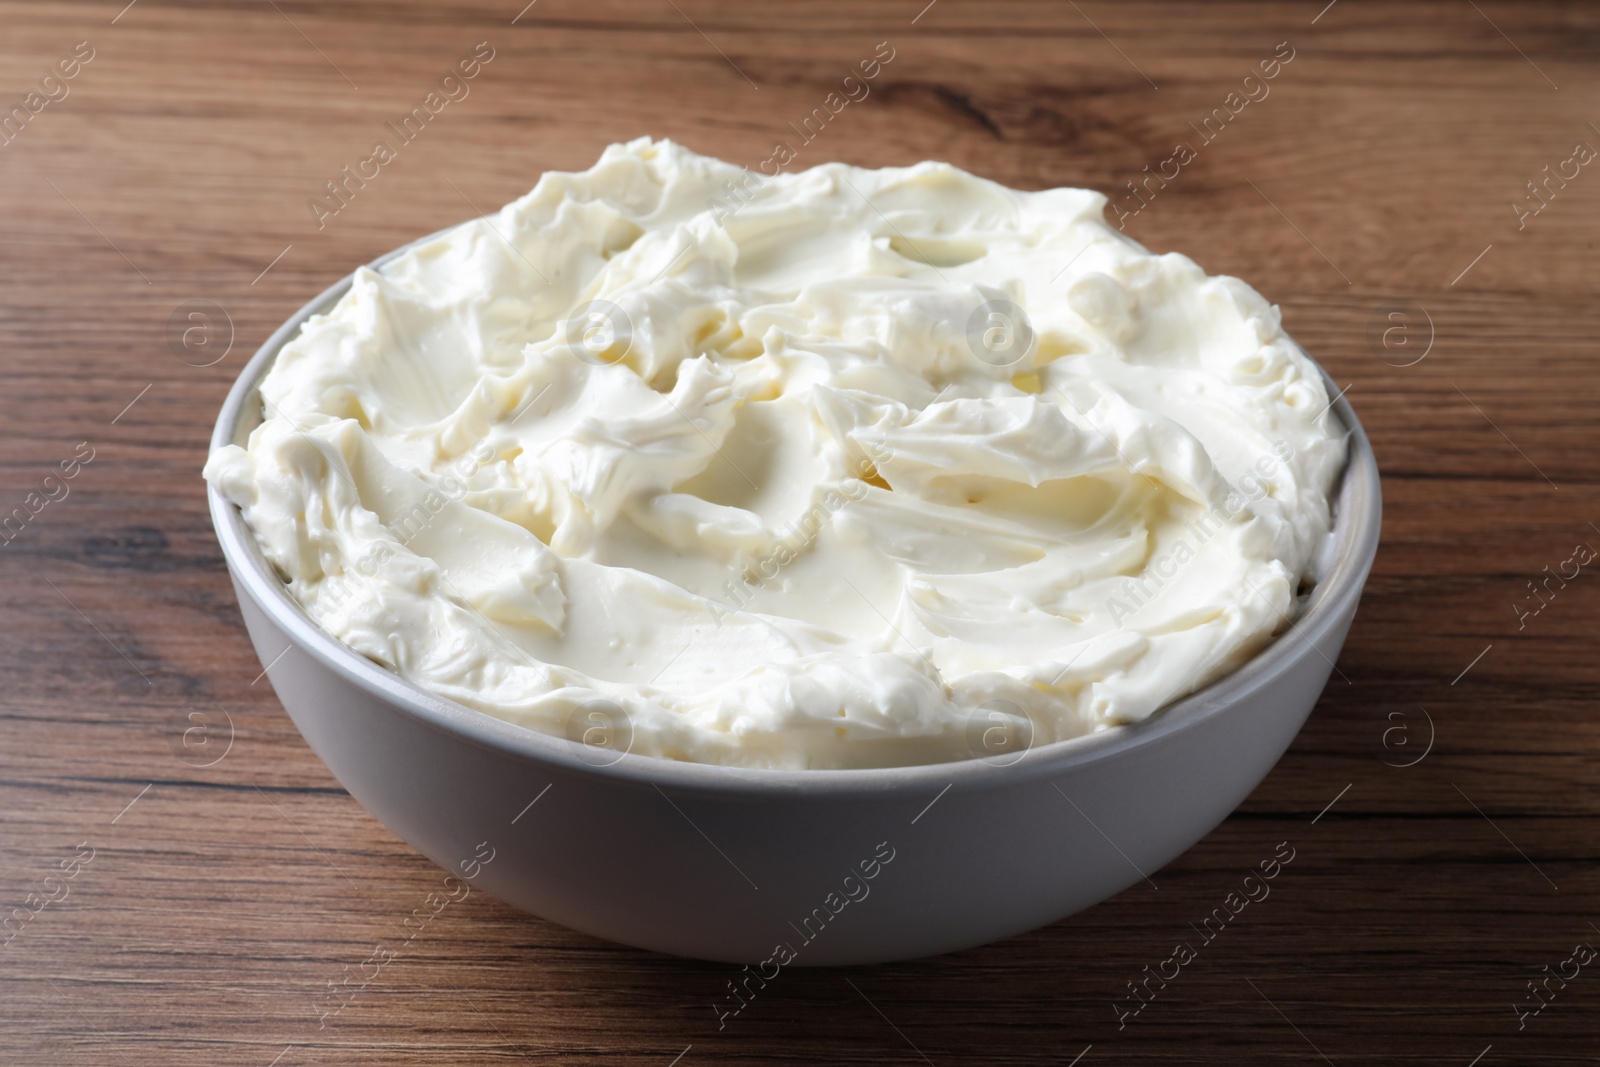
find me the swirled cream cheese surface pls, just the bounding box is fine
[206,138,1347,769]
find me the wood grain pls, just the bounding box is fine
[3,0,1599,1063]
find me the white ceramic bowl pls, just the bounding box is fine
[208,231,1381,965]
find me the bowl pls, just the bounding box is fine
[208,226,1381,966]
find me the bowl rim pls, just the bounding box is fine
[208,220,1382,798]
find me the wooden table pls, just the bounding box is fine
[3,1,1597,1062]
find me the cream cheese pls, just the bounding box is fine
[206,138,1347,769]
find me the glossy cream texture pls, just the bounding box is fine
[206,139,1347,769]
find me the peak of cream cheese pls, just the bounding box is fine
[206,137,1347,769]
